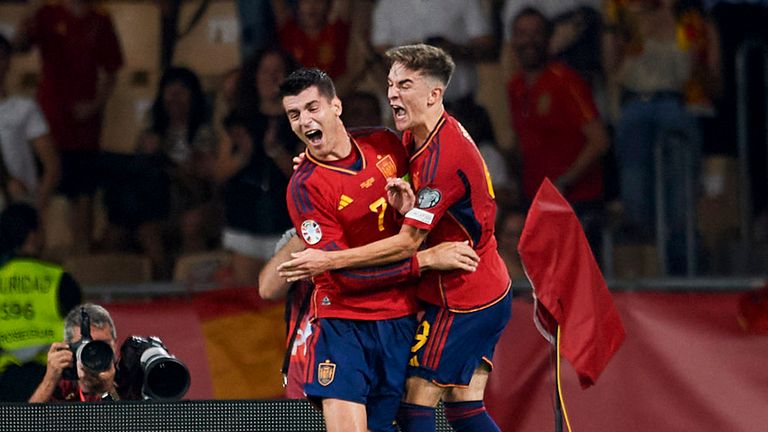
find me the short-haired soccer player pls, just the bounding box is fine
[279,68,479,432]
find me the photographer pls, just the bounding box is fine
[0,203,82,401]
[29,303,118,402]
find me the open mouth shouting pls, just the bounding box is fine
[304,128,323,146]
[391,104,407,124]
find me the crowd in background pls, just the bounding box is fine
[2,0,768,283]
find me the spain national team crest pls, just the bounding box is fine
[300,220,322,245]
[376,154,397,179]
[417,187,441,209]
[318,360,336,386]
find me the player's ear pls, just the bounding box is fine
[332,96,342,116]
[428,86,443,106]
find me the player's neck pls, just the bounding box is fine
[412,106,445,149]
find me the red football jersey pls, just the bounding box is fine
[402,113,511,311]
[278,18,350,79]
[287,128,420,321]
[507,62,603,203]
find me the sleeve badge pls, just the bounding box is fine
[300,220,323,245]
[417,187,441,209]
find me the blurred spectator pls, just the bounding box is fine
[13,0,124,251]
[212,67,242,139]
[103,67,219,279]
[673,1,722,140]
[371,0,495,107]
[340,90,382,128]
[496,208,526,280]
[0,203,82,401]
[501,0,603,79]
[604,0,702,273]
[507,7,610,255]
[235,0,279,62]
[0,34,60,212]
[215,48,300,285]
[272,0,352,93]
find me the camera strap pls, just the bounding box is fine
[280,282,313,385]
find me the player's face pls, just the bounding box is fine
[387,62,434,132]
[283,85,344,160]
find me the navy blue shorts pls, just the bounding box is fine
[407,289,513,387]
[305,315,417,432]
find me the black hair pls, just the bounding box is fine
[279,68,337,100]
[0,202,39,257]
[149,66,209,144]
[0,34,11,57]
[512,6,554,40]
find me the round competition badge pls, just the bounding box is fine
[301,220,322,245]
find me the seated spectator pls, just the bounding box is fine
[507,7,610,257]
[103,67,220,279]
[215,48,300,285]
[29,303,118,402]
[0,34,60,212]
[0,203,81,401]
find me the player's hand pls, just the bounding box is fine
[417,241,479,272]
[292,152,306,171]
[45,342,74,380]
[386,177,415,215]
[277,248,332,282]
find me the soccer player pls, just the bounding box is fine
[278,68,479,432]
[279,45,512,431]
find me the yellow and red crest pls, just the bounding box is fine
[317,360,336,386]
[376,155,397,179]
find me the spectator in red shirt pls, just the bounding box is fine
[14,0,124,251]
[507,6,609,253]
[272,0,351,91]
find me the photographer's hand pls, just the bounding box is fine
[28,342,72,402]
[78,360,117,395]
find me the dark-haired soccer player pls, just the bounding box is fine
[279,45,511,432]
[279,68,479,432]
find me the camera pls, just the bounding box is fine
[116,336,190,401]
[62,308,114,380]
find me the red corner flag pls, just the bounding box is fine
[518,178,625,388]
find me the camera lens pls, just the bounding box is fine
[78,340,114,373]
[144,359,190,400]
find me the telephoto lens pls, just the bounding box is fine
[76,339,114,373]
[116,336,190,401]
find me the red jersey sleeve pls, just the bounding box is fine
[287,164,418,293]
[403,146,469,232]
